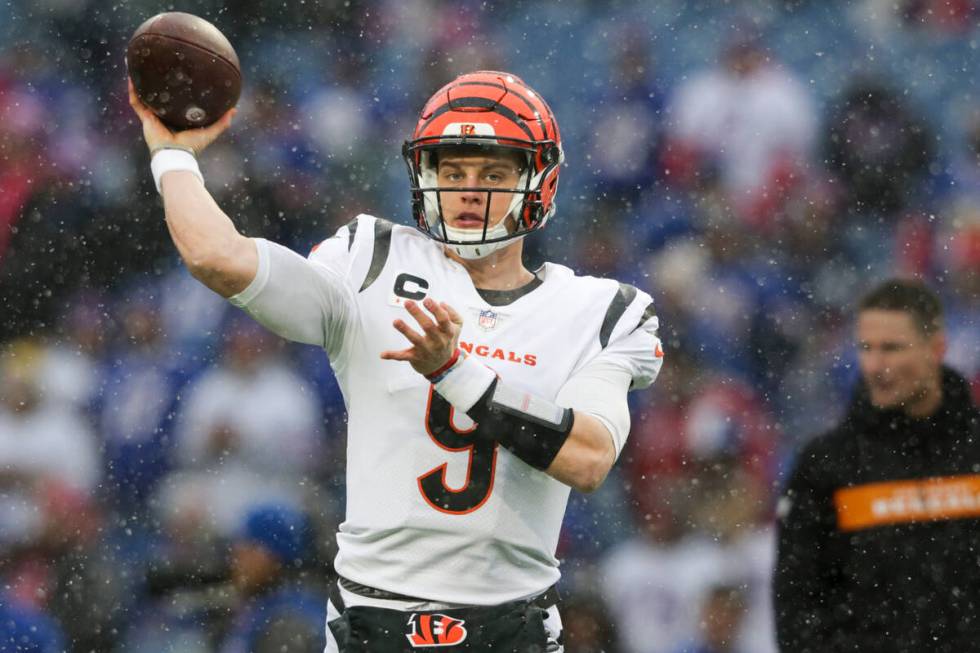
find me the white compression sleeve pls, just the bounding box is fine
[228,238,356,356]
[555,358,633,457]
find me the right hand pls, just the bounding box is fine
[380,298,465,377]
[128,77,236,156]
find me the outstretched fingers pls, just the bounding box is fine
[392,318,425,346]
[404,300,437,333]
[442,302,464,327]
[379,348,413,361]
[424,298,453,334]
[382,299,463,374]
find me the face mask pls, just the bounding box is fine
[419,153,533,259]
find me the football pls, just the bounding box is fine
[126,12,241,130]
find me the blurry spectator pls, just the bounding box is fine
[627,363,780,493]
[0,339,100,549]
[857,0,976,39]
[585,32,665,205]
[662,28,817,228]
[899,0,975,34]
[684,378,781,487]
[574,214,641,281]
[0,590,66,653]
[37,291,109,414]
[6,484,125,653]
[933,106,980,397]
[416,3,502,95]
[218,504,327,653]
[825,76,934,218]
[623,350,703,499]
[0,339,123,652]
[99,282,188,511]
[617,372,779,653]
[936,207,980,398]
[600,475,722,653]
[561,592,621,653]
[774,279,980,652]
[0,75,50,260]
[126,502,329,653]
[301,61,374,167]
[945,104,980,198]
[645,238,758,376]
[688,458,777,653]
[774,319,856,445]
[0,168,164,344]
[160,315,322,538]
[672,584,749,653]
[157,265,230,358]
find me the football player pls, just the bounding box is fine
[130,70,664,652]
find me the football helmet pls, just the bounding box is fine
[403,71,564,259]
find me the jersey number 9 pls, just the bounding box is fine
[418,386,498,514]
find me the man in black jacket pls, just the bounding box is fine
[773,278,980,652]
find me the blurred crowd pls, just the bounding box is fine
[1,0,978,651]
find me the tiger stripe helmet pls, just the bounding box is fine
[402,71,564,258]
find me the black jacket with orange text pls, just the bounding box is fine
[773,367,980,653]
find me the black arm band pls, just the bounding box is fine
[466,378,575,470]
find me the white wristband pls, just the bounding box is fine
[433,353,497,413]
[150,148,204,194]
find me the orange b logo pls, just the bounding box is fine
[406,613,468,647]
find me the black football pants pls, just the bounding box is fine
[324,586,562,652]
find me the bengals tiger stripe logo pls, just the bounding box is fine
[406,613,468,647]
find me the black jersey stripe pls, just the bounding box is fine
[599,283,638,348]
[632,301,657,332]
[359,219,393,292]
[346,217,359,251]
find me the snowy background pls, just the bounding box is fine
[0,1,978,651]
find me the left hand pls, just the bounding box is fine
[380,298,463,376]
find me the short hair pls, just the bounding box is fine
[858,278,944,335]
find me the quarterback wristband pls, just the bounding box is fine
[150,147,204,194]
[425,348,463,384]
[466,378,575,471]
[432,351,497,413]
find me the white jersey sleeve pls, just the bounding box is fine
[228,223,358,359]
[596,284,664,390]
[556,284,664,455]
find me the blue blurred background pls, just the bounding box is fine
[0,1,977,651]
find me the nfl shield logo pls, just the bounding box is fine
[478,309,498,330]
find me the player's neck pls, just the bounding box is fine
[445,241,535,291]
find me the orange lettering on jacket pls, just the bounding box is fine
[459,340,537,367]
[833,474,980,531]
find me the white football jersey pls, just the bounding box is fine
[230,214,663,605]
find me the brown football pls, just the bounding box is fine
[126,12,241,130]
